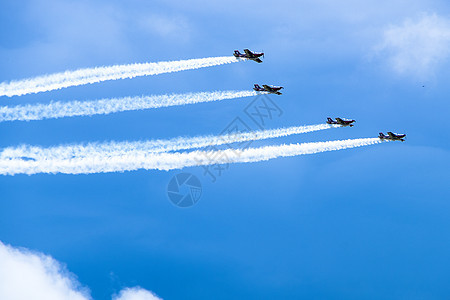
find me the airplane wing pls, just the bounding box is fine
[387,132,396,138]
[244,49,253,57]
[262,85,273,92]
[253,58,263,63]
[335,118,344,124]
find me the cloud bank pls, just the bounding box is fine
[0,241,90,300]
[0,241,161,300]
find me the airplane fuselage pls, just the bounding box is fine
[254,84,283,95]
[234,49,264,63]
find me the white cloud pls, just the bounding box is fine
[0,241,161,300]
[0,241,90,300]
[113,287,162,300]
[137,14,192,42]
[376,14,450,77]
[0,0,195,76]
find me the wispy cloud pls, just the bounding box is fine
[376,13,450,77]
[137,14,192,43]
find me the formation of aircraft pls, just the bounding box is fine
[379,132,406,142]
[234,49,264,63]
[253,84,284,95]
[235,49,406,142]
[326,117,355,127]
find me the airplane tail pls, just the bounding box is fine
[379,132,385,138]
[327,117,333,123]
[253,84,262,90]
[233,50,241,57]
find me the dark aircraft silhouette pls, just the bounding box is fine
[327,117,355,127]
[253,84,283,95]
[234,49,264,63]
[379,132,406,142]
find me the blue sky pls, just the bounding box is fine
[1,0,450,299]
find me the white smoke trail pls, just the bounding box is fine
[0,138,384,175]
[0,124,337,161]
[0,90,257,122]
[0,56,240,97]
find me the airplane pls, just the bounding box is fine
[326,117,356,127]
[379,132,406,142]
[234,49,264,63]
[253,84,284,95]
